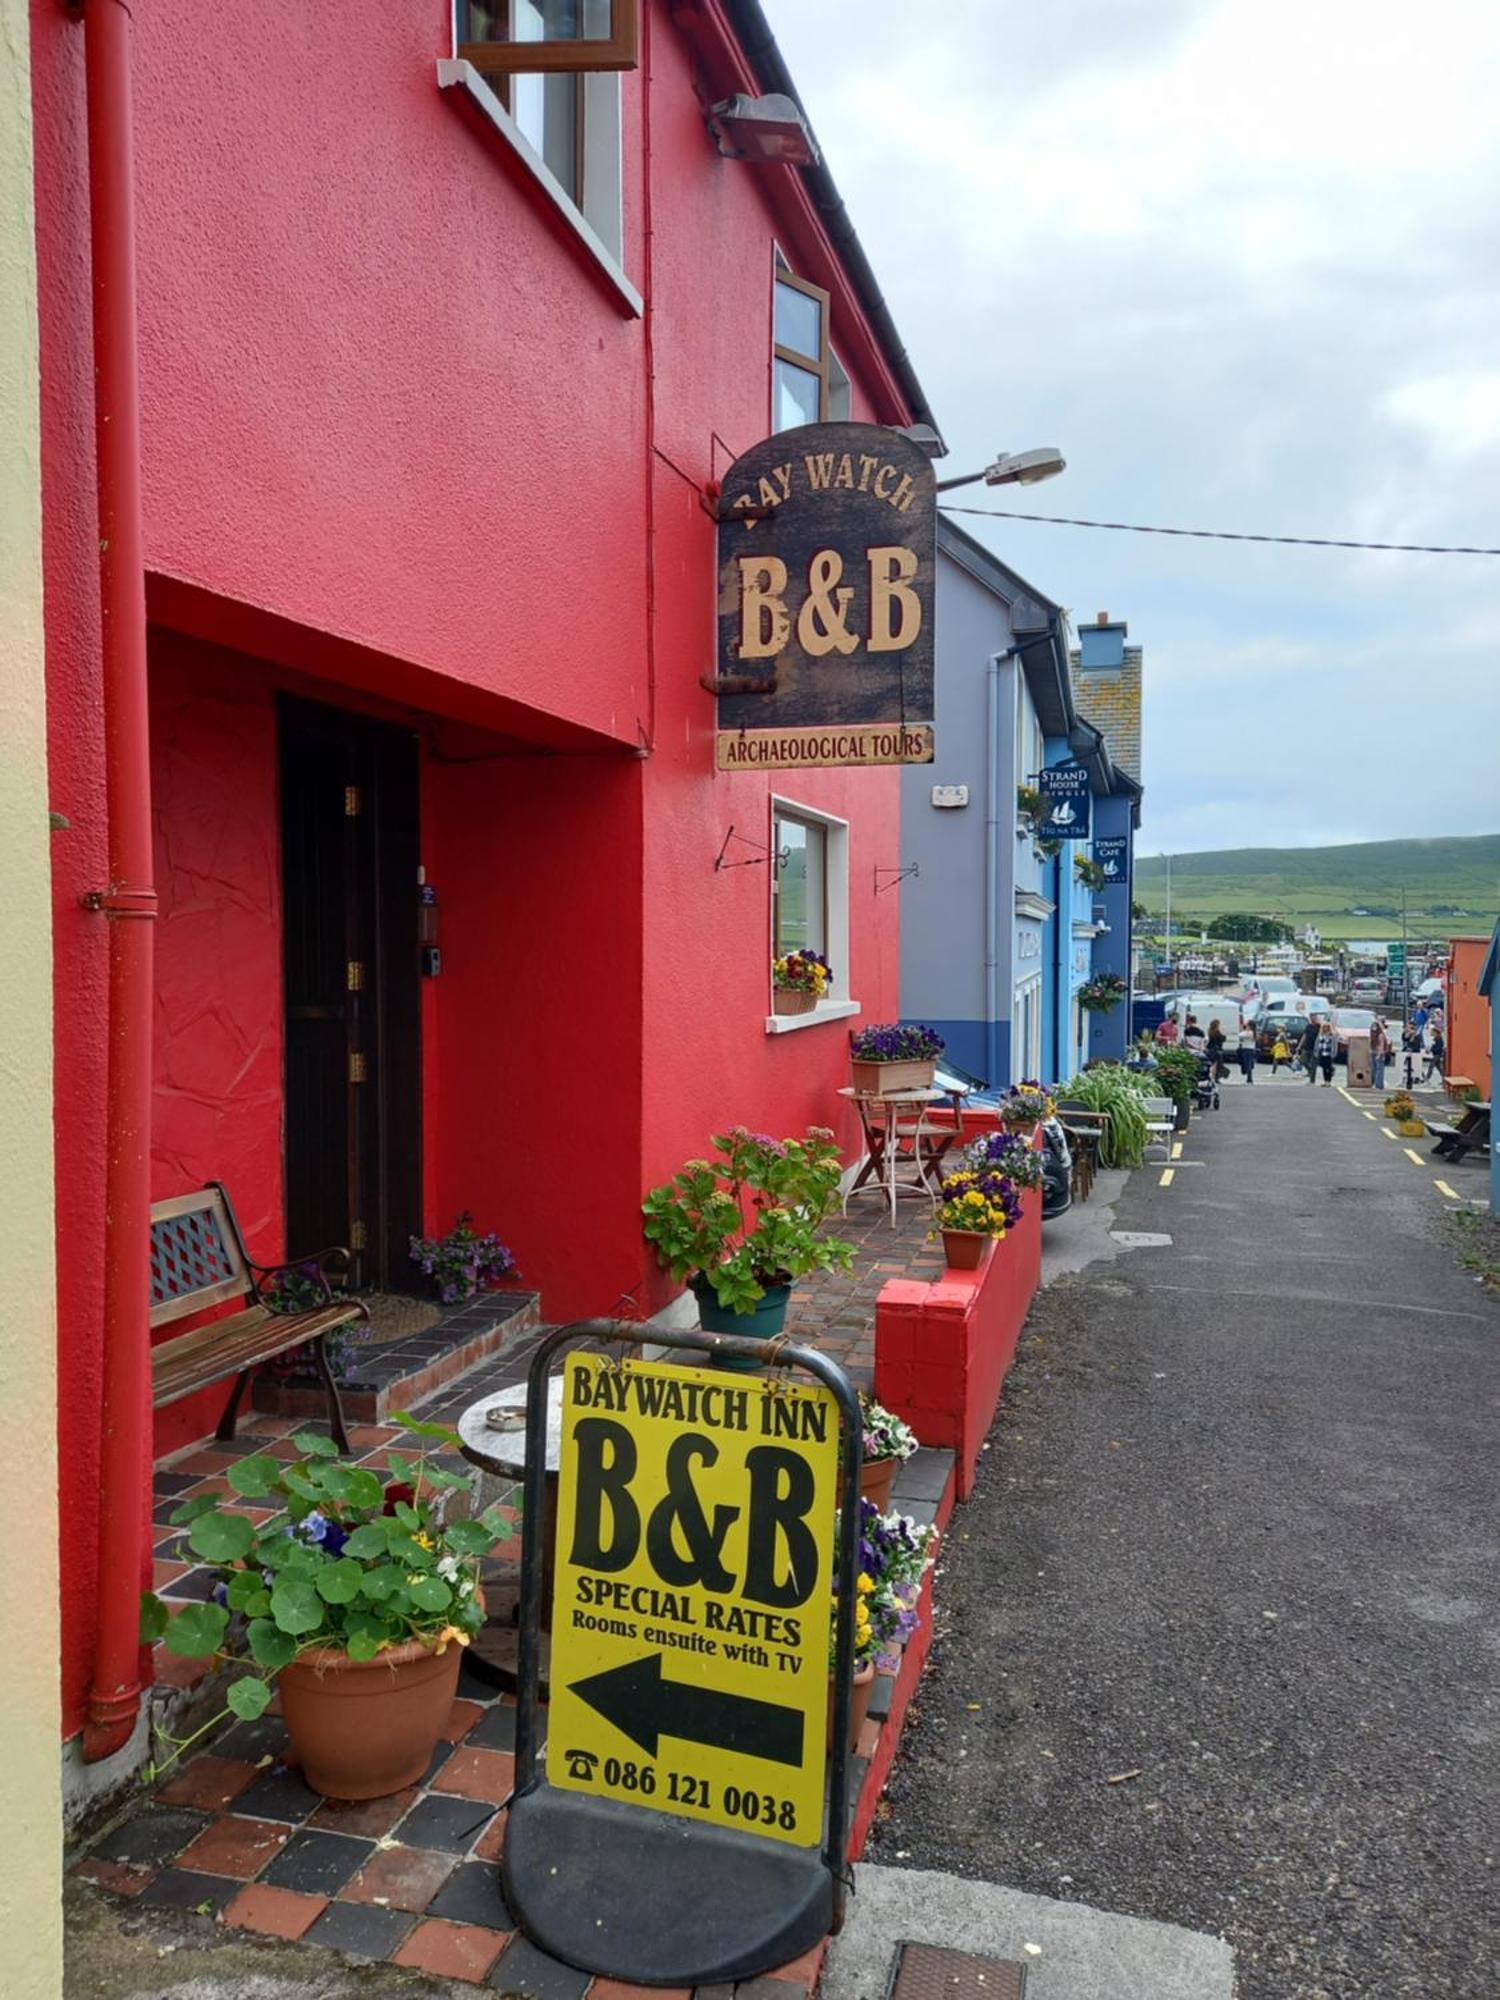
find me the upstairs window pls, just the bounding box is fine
[773,811,829,960]
[773,268,830,431]
[459,0,639,73]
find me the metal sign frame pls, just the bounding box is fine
[503,1318,864,1987]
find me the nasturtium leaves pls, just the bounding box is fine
[293,1429,341,1459]
[139,1594,169,1645]
[227,1455,283,1499]
[386,1452,413,1486]
[164,1601,230,1659]
[270,1577,323,1635]
[227,1572,271,1614]
[360,1563,407,1602]
[407,1574,452,1614]
[315,1558,365,1605]
[246,1618,297,1669]
[391,1414,458,1442]
[281,1467,322,1503]
[225,1676,273,1720]
[189,1511,255,1564]
[394,1502,421,1531]
[442,1519,496,1555]
[342,1468,384,1511]
[168,1492,224,1526]
[341,1523,391,1560]
[345,1629,383,1662]
[423,1466,473,1492]
[387,1533,434,1571]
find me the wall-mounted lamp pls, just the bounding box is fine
[707,93,819,166]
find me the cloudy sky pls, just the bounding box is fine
[763,0,1500,857]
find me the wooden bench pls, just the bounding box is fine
[1425,1106,1492,1162]
[150,1184,368,1454]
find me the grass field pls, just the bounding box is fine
[1135,834,1500,943]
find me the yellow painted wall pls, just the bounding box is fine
[0,0,65,1991]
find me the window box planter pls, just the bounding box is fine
[850,1057,935,1094]
[773,988,818,1017]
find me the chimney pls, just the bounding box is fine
[1096,612,1109,626]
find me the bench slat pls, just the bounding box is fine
[152,1302,363,1408]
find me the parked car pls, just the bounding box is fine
[1348,978,1386,1006]
[1329,1006,1377,1057]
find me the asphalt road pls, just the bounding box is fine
[872,1075,1500,1999]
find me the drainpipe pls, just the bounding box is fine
[983,655,1001,1090]
[80,0,157,1763]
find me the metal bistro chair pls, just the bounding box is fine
[840,1086,965,1224]
[1054,1099,1104,1200]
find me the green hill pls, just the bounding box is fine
[1135,834,1500,942]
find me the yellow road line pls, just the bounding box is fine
[1404,1148,1424,1166]
[1361,1109,1377,1121]
[1434,1178,1461,1200]
[1337,1086,1358,1104]
[1159,1168,1175,1187]
[1380,1127,1397,1140]
[1171,1141,1183,1160]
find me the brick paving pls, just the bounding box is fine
[783,1192,944,1388]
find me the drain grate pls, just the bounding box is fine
[888,1941,1027,2000]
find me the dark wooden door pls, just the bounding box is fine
[280,698,421,1290]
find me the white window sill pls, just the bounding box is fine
[765,998,862,1035]
[435,59,642,318]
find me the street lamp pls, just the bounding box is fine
[934,447,1067,495]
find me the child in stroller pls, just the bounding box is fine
[1192,1050,1221,1111]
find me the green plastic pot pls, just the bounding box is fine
[690,1278,792,1371]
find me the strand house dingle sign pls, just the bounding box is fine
[1038,759,1093,839]
[716,421,936,770]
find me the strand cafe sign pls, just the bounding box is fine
[715,421,936,770]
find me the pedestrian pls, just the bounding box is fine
[1270,1031,1290,1076]
[1156,1014,1180,1046]
[1236,1017,1258,1082]
[1423,1022,1446,1084]
[1370,1016,1390,1091]
[1315,1019,1337,1085]
[1299,1013,1322,1084]
[1182,1014,1206,1052]
[1413,1001,1428,1034]
[1206,1018,1227,1079]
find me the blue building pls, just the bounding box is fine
[899,520,1143,1089]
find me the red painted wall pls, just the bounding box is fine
[33,0,916,1740]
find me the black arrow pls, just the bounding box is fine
[569,1652,804,1767]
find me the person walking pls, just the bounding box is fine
[1315,1019,1337,1085]
[1182,1014,1206,1052]
[1206,1018,1227,1080]
[1270,1030,1290,1076]
[1300,1013,1322,1084]
[1157,1014,1180,1046]
[1236,1017,1258,1082]
[1370,1016,1390,1091]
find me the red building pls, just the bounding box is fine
[30,0,937,1789]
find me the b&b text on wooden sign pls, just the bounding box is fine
[716,422,936,769]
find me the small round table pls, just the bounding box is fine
[456,1379,565,1691]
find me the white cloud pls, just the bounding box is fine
[763,0,1500,854]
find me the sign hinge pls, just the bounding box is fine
[344,785,362,817]
[348,1051,368,1084]
[349,1219,368,1251]
[346,960,364,992]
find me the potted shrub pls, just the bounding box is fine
[1384,1091,1416,1121]
[964,1127,1047,1189]
[857,1394,918,1512]
[1399,1117,1427,1138]
[1152,1044,1200,1130]
[932,1165,1023,1269]
[409,1212,517,1304]
[772,948,832,1016]
[642,1127,854,1364]
[849,1022,945,1094]
[140,1421,500,1800]
[830,1499,937,1751]
[1016,784,1061,858]
[999,1082,1055,1132]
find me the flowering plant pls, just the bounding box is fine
[1079,972,1127,1014]
[410,1212,517,1305]
[642,1127,855,1315]
[1384,1091,1416,1120]
[847,1499,938,1671]
[773,949,832,997]
[963,1128,1045,1189]
[860,1393,918,1465]
[849,1022,945,1062]
[139,1418,502,1732]
[933,1167,1024,1238]
[1001,1082,1056,1124]
[262,1263,371,1384]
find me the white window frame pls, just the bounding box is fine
[438,12,638,316]
[766,797,860,1034]
[1014,972,1042,1082]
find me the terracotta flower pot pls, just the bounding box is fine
[860,1454,898,1512]
[940,1227,991,1271]
[773,988,818,1016]
[826,1658,877,1755]
[278,1633,464,1800]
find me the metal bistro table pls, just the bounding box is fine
[457,1377,565,1692]
[837,1083,966,1223]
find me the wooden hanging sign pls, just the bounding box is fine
[715,423,936,769]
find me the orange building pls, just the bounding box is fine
[1445,936,1494,1094]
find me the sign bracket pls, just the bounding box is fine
[874,862,919,895]
[503,1319,865,1989]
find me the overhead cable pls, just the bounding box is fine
[938,504,1500,558]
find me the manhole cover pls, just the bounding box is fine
[889,1941,1026,2000]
